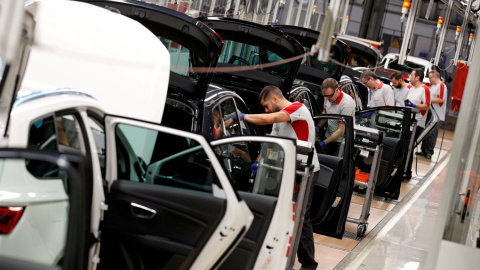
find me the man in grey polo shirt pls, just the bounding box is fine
[360,70,394,107]
[316,78,356,156]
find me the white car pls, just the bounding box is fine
[0,1,302,269]
[380,53,442,85]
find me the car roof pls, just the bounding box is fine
[383,53,432,66]
[23,0,170,124]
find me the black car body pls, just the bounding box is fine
[272,25,351,109]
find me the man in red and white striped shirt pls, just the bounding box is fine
[243,85,320,270]
[404,68,431,179]
[417,70,448,160]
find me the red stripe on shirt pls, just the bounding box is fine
[282,102,303,115]
[421,85,431,116]
[291,120,309,141]
[439,83,445,107]
[407,84,413,89]
[334,90,344,105]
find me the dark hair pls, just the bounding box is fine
[322,78,339,91]
[258,85,283,103]
[428,69,440,78]
[360,70,378,81]
[390,71,403,81]
[412,68,424,82]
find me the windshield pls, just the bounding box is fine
[218,40,291,81]
[347,48,377,69]
[158,36,206,84]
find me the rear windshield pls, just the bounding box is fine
[218,40,291,81]
[347,48,378,68]
[301,46,339,76]
[158,36,205,85]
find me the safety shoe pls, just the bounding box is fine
[415,151,425,156]
[423,154,432,160]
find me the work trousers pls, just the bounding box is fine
[421,120,444,155]
[406,126,424,177]
[297,170,320,270]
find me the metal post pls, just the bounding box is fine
[453,0,474,65]
[303,0,315,28]
[340,0,350,35]
[271,0,280,25]
[263,0,274,25]
[224,0,232,16]
[313,0,346,62]
[468,29,477,65]
[252,0,261,23]
[398,0,421,65]
[425,0,435,19]
[285,0,295,25]
[208,0,216,16]
[294,0,303,26]
[434,0,453,66]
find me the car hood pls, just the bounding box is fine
[23,0,170,124]
[199,17,304,94]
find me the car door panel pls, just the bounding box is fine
[219,192,277,270]
[100,180,226,270]
[310,115,354,239]
[103,116,254,270]
[210,136,297,270]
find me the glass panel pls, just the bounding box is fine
[219,40,291,80]
[26,114,85,179]
[116,124,217,194]
[157,36,205,84]
[215,140,283,196]
[355,109,405,139]
[347,48,377,68]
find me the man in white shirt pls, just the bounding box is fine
[404,68,431,179]
[242,85,320,270]
[417,70,447,160]
[390,71,412,106]
[360,70,395,107]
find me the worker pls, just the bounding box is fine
[240,85,320,270]
[390,71,413,107]
[316,78,356,156]
[404,68,431,179]
[416,70,447,160]
[360,70,394,107]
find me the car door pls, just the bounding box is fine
[355,106,415,199]
[310,114,355,238]
[100,115,256,270]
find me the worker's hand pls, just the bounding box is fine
[319,140,327,149]
[231,110,246,122]
[315,125,320,132]
[404,100,416,108]
[363,111,375,117]
[251,161,259,175]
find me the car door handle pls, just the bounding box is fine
[130,202,157,219]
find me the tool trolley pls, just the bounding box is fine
[286,141,316,270]
[347,125,384,237]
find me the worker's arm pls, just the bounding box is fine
[244,111,290,125]
[325,123,345,144]
[431,97,444,104]
[415,103,429,110]
[232,148,252,163]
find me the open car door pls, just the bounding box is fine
[209,136,298,270]
[355,106,416,199]
[100,116,254,270]
[311,115,355,239]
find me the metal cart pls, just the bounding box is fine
[347,125,384,237]
[286,141,316,270]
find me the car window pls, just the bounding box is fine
[157,36,205,84]
[116,123,218,194]
[215,140,283,196]
[347,49,377,68]
[219,40,291,80]
[26,113,86,179]
[387,59,424,74]
[316,118,347,158]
